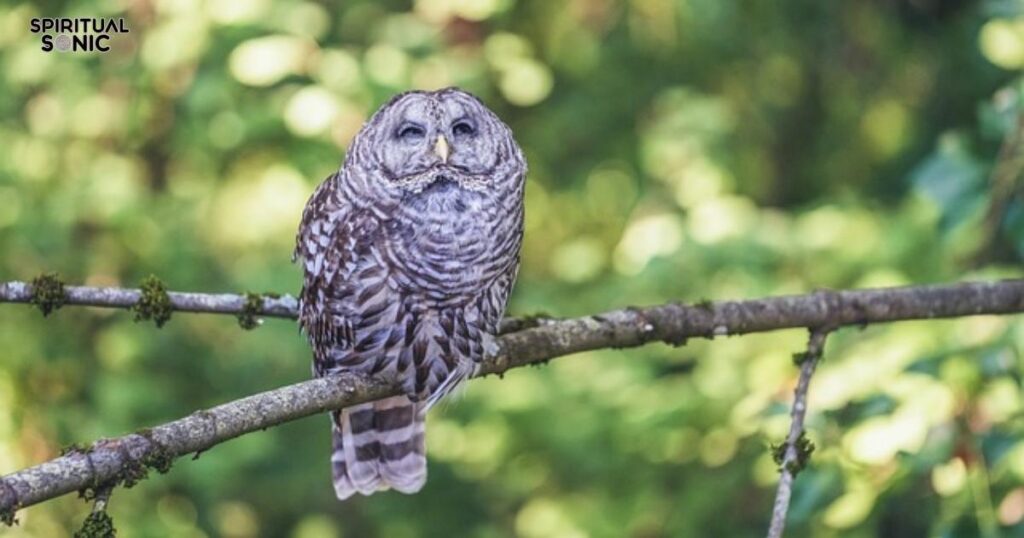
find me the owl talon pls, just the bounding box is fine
[481,333,501,358]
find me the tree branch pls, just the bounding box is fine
[0,279,1022,520]
[0,280,300,318]
[0,280,540,334]
[766,328,829,538]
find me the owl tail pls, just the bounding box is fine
[331,396,427,500]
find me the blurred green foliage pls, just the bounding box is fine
[1,0,1024,536]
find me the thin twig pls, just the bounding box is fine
[73,485,115,538]
[0,281,538,334]
[89,485,112,515]
[0,280,1022,520]
[766,328,830,538]
[0,281,300,318]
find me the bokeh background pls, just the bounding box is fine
[1,0,1024,536]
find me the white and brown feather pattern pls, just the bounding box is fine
[295,88,525,500]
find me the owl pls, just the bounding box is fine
[294,88,526,499]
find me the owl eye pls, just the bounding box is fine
[396,123,426,140]
[451,120,476,138]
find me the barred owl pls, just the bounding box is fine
[294,88,526,499]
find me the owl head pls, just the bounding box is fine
[346,88,525,193]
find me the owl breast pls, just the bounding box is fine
[379,181,517,306]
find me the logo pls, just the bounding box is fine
[29,18,129,53]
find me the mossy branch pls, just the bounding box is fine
[131,275,173,328]
[237,292,266,330]
[73,485,115,538]
[29,272,66,316]
[74,511,115,538]
[771,430,815,475]
[0,276,541,334]
[766,328,830,538]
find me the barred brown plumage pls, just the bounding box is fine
[294,88,526,499]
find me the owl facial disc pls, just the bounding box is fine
[363,88,514,194]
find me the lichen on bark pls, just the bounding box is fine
[30,272,66,317]
[131,275,172,328]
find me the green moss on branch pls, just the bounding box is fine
[73,510,115,538]
[131,275,172,328]
[772,430,815,476]
[237,292,263,330]
[0,507,16,526]
[30,272,66,317]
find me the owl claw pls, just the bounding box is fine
[481,333,501,358]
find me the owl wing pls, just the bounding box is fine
[295,172,377,374]
[293,174,337,265]
[296,175,429,497]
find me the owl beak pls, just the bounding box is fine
[434,135,450,164]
